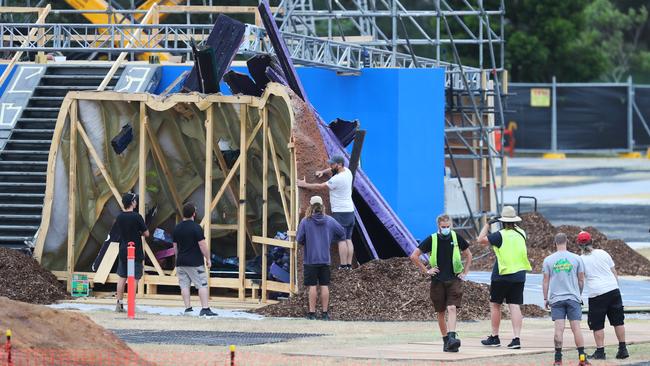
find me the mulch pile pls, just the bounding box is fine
[255,257,546,321]
[0,248,70,304]
[470,212,650,276]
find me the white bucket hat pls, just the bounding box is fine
[498,205,522,223]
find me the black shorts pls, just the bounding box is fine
[117,260,144,280]
[490,281,524,305]
[588,289,625,331]
[331,212,355,240]
[304,264,331,286]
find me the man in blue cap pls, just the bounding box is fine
[297,155,355,269]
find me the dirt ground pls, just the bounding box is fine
[78,309,650,366]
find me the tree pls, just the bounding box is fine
[583,0,650,82]
[504,0,607,82]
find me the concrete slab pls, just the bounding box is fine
[285,321,650,361]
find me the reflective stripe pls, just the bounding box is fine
[127,259,134,277]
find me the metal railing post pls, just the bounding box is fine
[551,75,558,152]
[628,75,634,151]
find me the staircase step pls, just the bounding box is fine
[0,214,42,223]
[0,150,49,161]
[0,182,46,194]
[40,74,119,87]
[0,204,44,215]
[46,66,114,76]
[0,162,48,173]
[0,236,34,243]
[20,107,59,119]
[11,129,54,139]
[0,225,40,231]
[0,193,45,203]
[0,172,46,183]
[4,140,53,150]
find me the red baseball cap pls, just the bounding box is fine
[577,231,592,244]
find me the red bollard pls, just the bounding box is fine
[5,329,12,365]
[127,241,136,319]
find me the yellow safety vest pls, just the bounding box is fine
[429,230,464,274]
[492,228,532,275]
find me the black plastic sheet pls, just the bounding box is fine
[504,86,552,150]
[633,87,650,148]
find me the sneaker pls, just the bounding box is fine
[183,307,194,315]
[553,361,562,366]
[446,332,460,352]
[321,312,330,321]
[588,349,606,360]
[578,357,590,366]
[307,312,316,320]
[507,337,521,349]
[337,265,346,270]
[199,308,217,317]
[615,347,629,359]
[115,301,125,313]
[481,335,501,347]
[345,265,353,270]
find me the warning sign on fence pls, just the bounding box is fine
[530,88,551,107]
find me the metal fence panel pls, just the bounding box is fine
[505,85,552,150]
[556,86,628,150]
[633,87,650,148]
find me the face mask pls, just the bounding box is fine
[440,228,451,236]
[331,167,338,175]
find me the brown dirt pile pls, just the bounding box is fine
[469,213,650,276]
[291,93,331,216]
[0,248,69,304]
[0,297,152,365]
[255,257,546,321]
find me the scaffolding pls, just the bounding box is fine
[0,0,508,233]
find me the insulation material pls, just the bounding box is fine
[38,89,294,271]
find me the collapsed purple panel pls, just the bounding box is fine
[257,0,308,102]
[317,117,418,257]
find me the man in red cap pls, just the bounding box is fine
[578,231,629,360]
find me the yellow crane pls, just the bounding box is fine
[64,0,183,61]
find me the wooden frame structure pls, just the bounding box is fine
[35,84,299,301]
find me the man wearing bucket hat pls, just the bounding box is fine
[577,231,629,360]
[477,205,532,349]
[296,195,346,320]
[297,155,355,270]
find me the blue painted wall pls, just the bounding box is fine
[156,65,445,239]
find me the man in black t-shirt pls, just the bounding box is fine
[115,192,149,313]
[173,203,216,317]
[410,214,472,353]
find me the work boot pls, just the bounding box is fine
[199,308,218,317]
[184,307,194,315]
[446,332,461,352]
[442,336,449,352]
[616,346,629,359]
[321,312,330,321]
[507,337,521,349]
[588,348,606,360]
[481,335,501,347]
[115,300,125,313]
[306,312,316,320]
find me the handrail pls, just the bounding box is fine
[0,4,50,88]
[96,4,157,92]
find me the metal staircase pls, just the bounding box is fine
[0,65,121,251]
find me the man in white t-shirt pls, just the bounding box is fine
[577,231,629,360]
[297,155,355,269]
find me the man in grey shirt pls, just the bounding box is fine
[542,233,587,366]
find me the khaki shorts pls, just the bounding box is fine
[430,278,463,313]
[177,266,209,289]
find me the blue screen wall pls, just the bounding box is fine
[156,65,445,239]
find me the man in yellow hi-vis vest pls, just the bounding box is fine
[410,214,473,353]
[477,205,532,350]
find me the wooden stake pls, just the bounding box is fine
[144,121,183,217]
[204,105,214,293]
[289,136,297,294]
[237,105,248,300]
[66,100,78,292]
[267,129,291,228]
[138,102,147,295]
[76,121,124,210]
[261,107,269,302]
